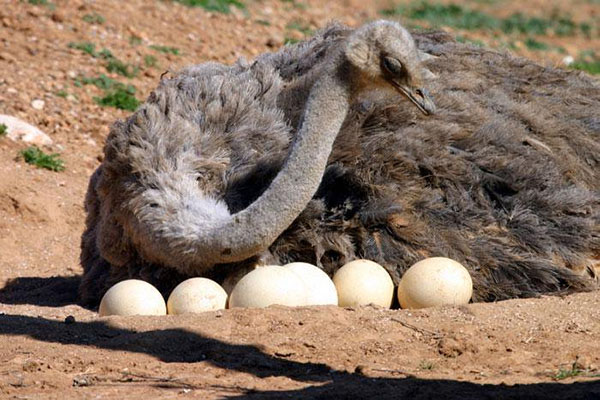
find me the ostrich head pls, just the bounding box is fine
[344,20,436,115]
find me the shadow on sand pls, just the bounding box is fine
[0,313,598,399]
[0,275,81,307]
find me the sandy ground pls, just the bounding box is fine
[1,0,599,398]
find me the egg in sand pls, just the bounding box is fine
[333,259,394,308]
[99,279,166,316]
[228,265,306,308]
[397,257,473,309]
[284,262,338,306]
[167,278,227,314]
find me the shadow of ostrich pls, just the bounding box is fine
[0,313,598,399]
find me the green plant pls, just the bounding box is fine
[149,45,180,55]
[500,12,586,36]
[571,60,600,75]
[382,2,498,30]
[67,43,137,77]
[456,35,485,47]
[280,0,306,10]
[96,48,114,60]
[144,55,158,68]
[0,123,7,136]
[571,61,600,74]
[82,13,105,24]
[524,37,549,51]
[75,74,140,110]
[129,36,143,46]
[27,0,54,9]
[106,57,139,78]
[19,146,65,171]
[94,86,140,111]
[554,359,585,380]
[79,74,119,90]
[55,90,68,98]
[173,0,245,14]
[286,20,313,36]
[284,37,300,45]
[68,41,97,57]
[570,50,600,75]
[381,2,592,37]
[501,13,549,35]
[580,22,592,38]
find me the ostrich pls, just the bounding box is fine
[80,20,599,306]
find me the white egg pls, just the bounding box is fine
[222,264,258,295]
[284,262,338,306]
[99,279,166,316]
[397,257,473,309]
[228,265,307,308]
[167,278,227,315]
[333,259,394,308]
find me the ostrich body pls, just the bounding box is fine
[80,21,599,305]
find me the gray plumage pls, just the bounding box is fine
[80,21,599,306]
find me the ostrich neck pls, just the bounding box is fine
[216,61,352,262]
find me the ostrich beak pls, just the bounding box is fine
[395,84,436,115]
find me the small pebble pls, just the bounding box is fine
[562,56,574,66]
[31,99,45,110]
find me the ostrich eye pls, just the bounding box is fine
[382,56,404,76]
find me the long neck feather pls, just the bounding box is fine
[139,59,352,272]
[209,62,351,263]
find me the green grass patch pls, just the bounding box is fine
[94,86,140,111]
[284,20,312,45]
[284,37,300,45]
[500,13,551,35]
[149,45,180,55]
[0,123,7,136]
[286,20,313,36]
[173,0,245,13]
[82,13,105,24]
[571,60,600,75]
[570,51,600,75]
[28,0,52,6]
[78,74,120,90]
[524,37,549,51]
[456,35,485,47]
[55,90,68,98]
[129,36,143,46]
[554,366,584,380]
[68,43,113,60]
[381,1,593,37]
[67,42,137,77]
[75,74,140,110]
[144,55,158,68]
[68,41,97,57]
[96,48,114,60]
[554,358,586,381]
[19,146,65,172]
[382,2,498,30]
[280,0,306,10]
[106,57,138,78]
